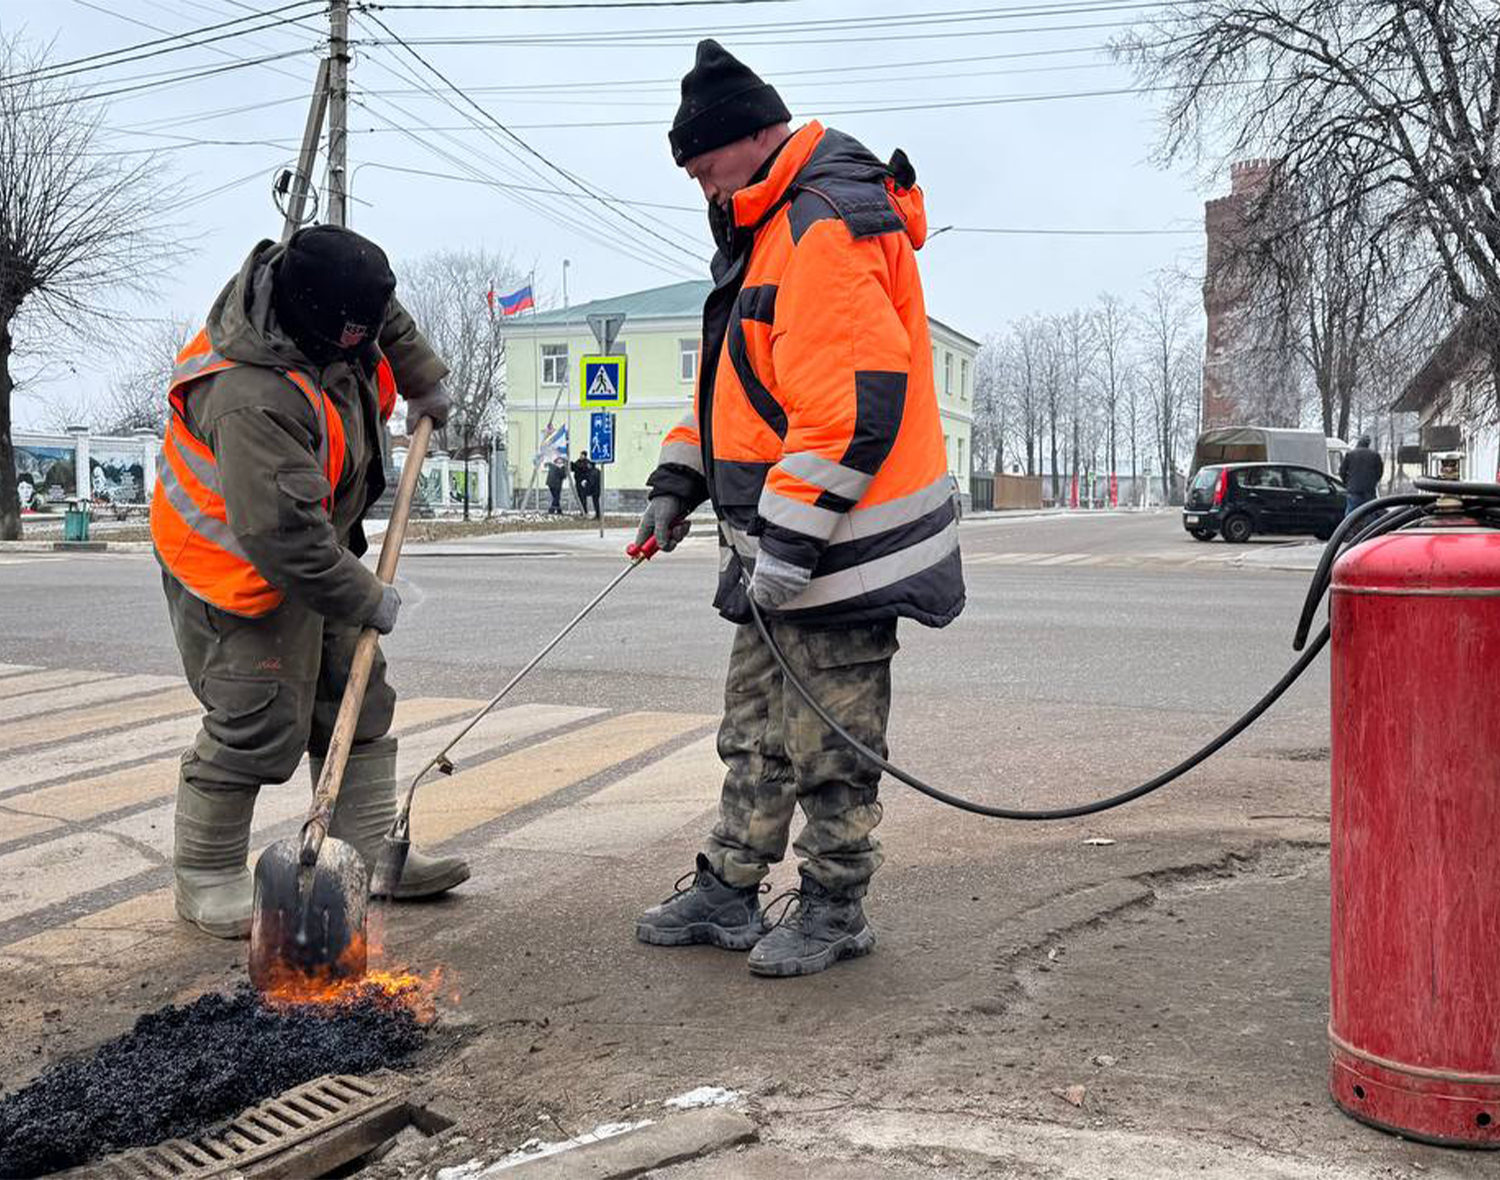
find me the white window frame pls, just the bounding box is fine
[944,351,954,398]
[679,339,699,383]
[960,357,969,402]
[541,343,568,387]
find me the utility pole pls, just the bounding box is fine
[326,0,351,227]
[279,59,329,241]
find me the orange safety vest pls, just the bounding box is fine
[150,328,348,617]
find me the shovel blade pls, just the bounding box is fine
[248,834,369,993]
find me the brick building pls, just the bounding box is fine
[1201,159,1301,429]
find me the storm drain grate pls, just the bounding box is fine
[65,1074,402,1179]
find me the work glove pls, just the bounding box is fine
[404,382,451,434]
[634,495,691,553]
[748,551,812,610]
[366,584,401,635]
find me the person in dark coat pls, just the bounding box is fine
[545,454,567,514]
[1339,436,1384,516]
[572,452,600,519]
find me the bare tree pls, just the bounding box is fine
[1123,1,1500,411]
[1139,274,1197,501]
[0,33,179,538]
[1010,318,1045,476]
[970,334,1008,473]
[94,316,195,436]
[1092,294,1133,493]
[397,248,524,454]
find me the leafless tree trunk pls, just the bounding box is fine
[1139,274,1196,502]
[398,249,524,456]
[1122,1,1500,414]
[0,33,180,538]
[1093,294,1131,487]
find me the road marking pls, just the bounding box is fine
[0,714,202,792]
[1033,552,1094,565]
[0,808,63,842]
[0,555,65,566]
[0,668,120,701]
[102,702,605,860]
[410,711,713,845]
[0,672,183,724]
[0,687,200,753]
[0,664,40,678]
[0,696,483,822]
[500,734,722,857]
[0,830,159,924]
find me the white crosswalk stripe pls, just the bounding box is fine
[0,665,721,960]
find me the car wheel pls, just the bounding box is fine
[1222,513,1253,543]
[1189,528,1215,541]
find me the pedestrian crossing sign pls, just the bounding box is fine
[580,355,627,407]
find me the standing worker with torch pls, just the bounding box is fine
[634,41,964,977]
[150,226,470,939]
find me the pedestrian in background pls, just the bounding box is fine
[545,452,567,514]
[572,451,600,519]
[633,40,963,978]
[1339,435,1384,516]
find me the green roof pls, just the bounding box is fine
[521,279,711,325]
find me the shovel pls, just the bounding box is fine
[248,417,434,992]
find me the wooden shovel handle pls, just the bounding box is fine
[300,416,435,866]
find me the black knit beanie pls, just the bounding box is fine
[669,39,791,166]
[274,225,396,363]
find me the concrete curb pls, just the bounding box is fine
[0,540,152,553]
[496,1108,756,1178]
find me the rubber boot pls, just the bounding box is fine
[173,772,258,939]
[636,853,767,950]
[316,742,470,899]
[747,874,876,977]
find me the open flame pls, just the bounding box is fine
[255,914,449,1024]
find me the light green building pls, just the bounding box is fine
[501,280,977,507]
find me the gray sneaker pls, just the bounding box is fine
[636,854,767,950]
[747,876,876,977]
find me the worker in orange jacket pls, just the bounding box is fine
[634,40,965,977]
[151,226,468,939]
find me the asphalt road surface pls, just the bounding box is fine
[0,511,1482,1178]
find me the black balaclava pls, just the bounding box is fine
[669,39,790,167]
[273,225,397,367]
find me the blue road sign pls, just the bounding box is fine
[580,355,627,407]
[589,412,616,464]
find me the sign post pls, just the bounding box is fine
[589,411,615,538]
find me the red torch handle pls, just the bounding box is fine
[626,535,661,561]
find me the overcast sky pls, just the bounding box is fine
[4,0,1217,429]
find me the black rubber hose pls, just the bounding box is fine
[1292,495,1435,651]
[745,584,1333,821]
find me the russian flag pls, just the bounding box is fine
[497,284,535,316]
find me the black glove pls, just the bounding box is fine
[634,495,691,552]
[366,584,401,635]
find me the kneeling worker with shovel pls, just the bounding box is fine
[151,226,468,940]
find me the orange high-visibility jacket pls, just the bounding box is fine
[650,121,964,628]
[150,328,398,617]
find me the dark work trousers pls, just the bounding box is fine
[704,617,898,898]
[162,570,396,793]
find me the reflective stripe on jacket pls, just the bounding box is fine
[150,327,348,617]
[649,121,964,629]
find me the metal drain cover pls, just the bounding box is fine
[63,1074,411,1179]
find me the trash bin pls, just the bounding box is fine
[64,498,91,543]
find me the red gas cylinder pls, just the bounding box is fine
[1329,520,1500,1146]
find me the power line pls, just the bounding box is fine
[1,2,327,89]
[11,51,317,114]
[929,224,1197,238]
[354,161,702,212]
[364,0,803,7]
[360,8,709,265]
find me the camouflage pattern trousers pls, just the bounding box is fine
[704,617,898,899]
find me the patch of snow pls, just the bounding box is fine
[479,1120,654,1174]
[434,1161,484,1180]
[663,1086,741,1109]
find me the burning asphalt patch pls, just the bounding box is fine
[0,981,432,1179]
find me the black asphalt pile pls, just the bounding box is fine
[0,983,427,1179]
